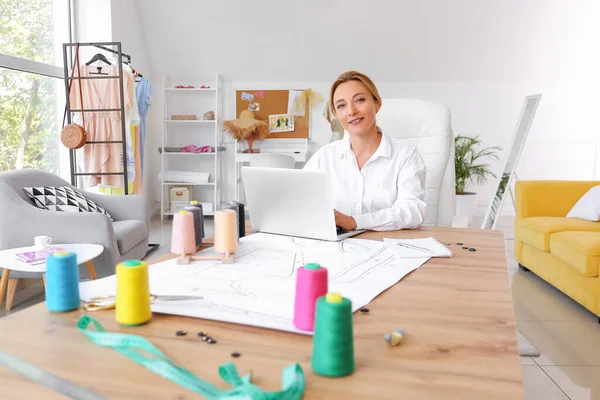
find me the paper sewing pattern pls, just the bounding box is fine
[79,233,429,334]
[287,90,306,116]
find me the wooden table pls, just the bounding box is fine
[0,227,524,399]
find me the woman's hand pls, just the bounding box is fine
[334,210,358,230]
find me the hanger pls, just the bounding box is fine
[86,53,111,75]
[131,67,143,78]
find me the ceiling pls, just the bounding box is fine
[133,0,598,82]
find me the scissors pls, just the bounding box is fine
[82,294,204,311]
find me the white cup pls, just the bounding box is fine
[34,236,52,250]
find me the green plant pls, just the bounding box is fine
[454,134,502,195]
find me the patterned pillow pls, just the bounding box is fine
[23,186,114,221]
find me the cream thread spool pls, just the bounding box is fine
[214,209,237,257]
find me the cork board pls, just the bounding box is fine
[235,90,310,139]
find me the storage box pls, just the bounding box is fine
[171,114,197,120]
[170,186,191,202]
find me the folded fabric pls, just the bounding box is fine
[180,145,214,153]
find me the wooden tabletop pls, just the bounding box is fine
[0,227,524,399]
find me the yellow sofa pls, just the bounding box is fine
[514,180,600,320]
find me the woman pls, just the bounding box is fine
[304,71,427,231]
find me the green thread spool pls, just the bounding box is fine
[311,292,355,377]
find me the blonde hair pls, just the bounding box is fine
[329,71,382,115]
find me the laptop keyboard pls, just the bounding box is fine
[336,227,349,235]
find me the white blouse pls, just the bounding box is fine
[303,131,427,231]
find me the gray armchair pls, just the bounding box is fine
[0,169,149,280]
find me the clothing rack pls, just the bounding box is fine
[62,41,159,257]
[62,41,130,194]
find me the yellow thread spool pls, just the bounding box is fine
[116,260,151,326]
[325,292,342,303]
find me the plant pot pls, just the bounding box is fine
[456,192,478,225]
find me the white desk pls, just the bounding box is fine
[234,151,308,163]
[0,244,103,311]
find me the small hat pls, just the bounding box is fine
[223,110,269,141]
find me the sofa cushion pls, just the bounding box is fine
[23,186,114,221]
[515,217,600,252]
[550,232,600,277]
[112,220,147,254]
[567,185,600,222]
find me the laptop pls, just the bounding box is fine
[240,167,365,241]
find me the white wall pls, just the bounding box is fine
[109,0,600,217]
[110,0,157,214]
[141,77,600,216]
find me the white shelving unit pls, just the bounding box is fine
[160,74,223,219]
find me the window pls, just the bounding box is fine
[0,0,71,179]
[0,68,65,174]
[0,0,70,66]
[1,1,115,180]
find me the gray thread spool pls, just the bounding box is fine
[223,201,245,239]
[184,205,203,247]
[231,201,245,238]
[187,202,205,239]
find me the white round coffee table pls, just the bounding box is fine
[0,244,103,311]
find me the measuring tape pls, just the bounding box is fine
[0,349,107,399]
[77,316,306,399]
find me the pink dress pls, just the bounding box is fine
[70,64,134,189]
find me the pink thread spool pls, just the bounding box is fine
[171,210,196,255]
[293,263,328,331]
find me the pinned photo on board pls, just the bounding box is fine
[254,90,265,99]
[248,102,260,111]
[241,92,254,101]
[269,114,294,133]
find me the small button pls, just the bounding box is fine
[359,308,369,313]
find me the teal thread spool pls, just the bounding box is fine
[45,250,80,312]
[311,293,355,377]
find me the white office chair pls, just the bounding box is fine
[249,154,296,169]
[375,98,456,227]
